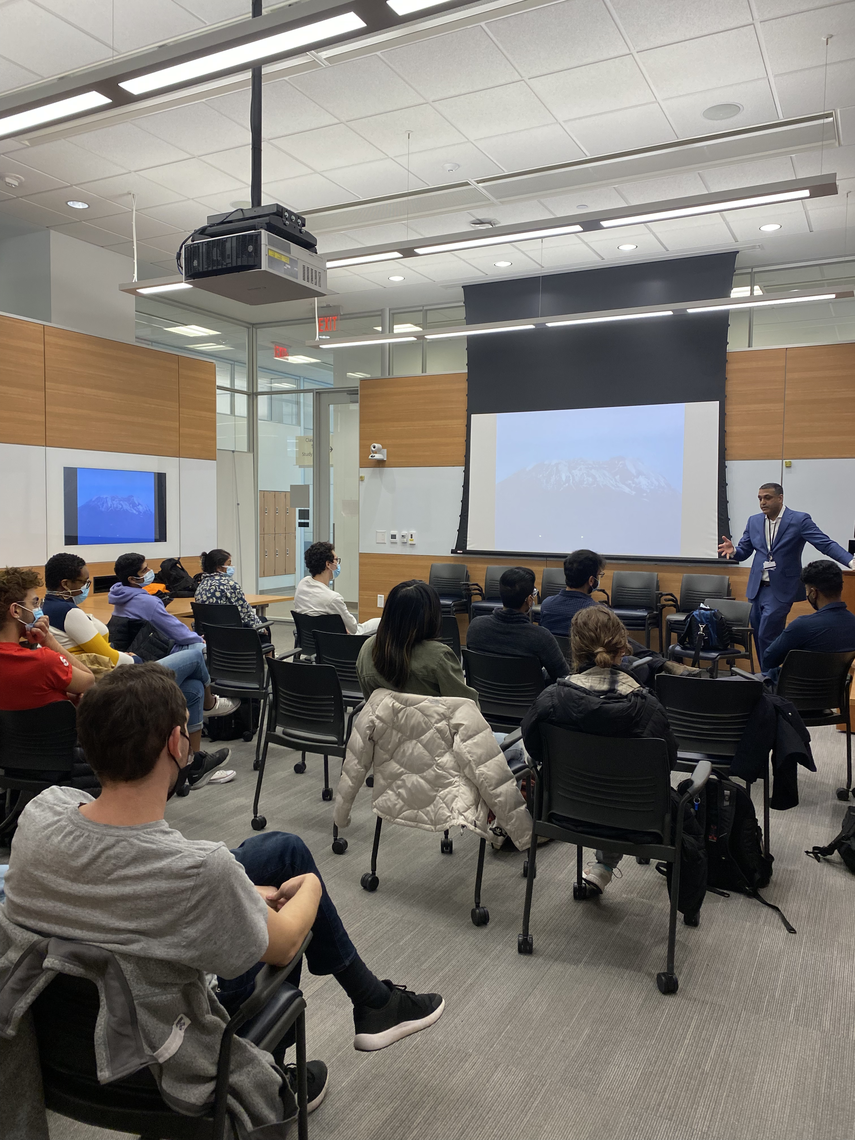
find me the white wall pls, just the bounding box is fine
[0,230,51,323]
[49,232,136,343]
[217,449,257,590]
[359,466,464,557]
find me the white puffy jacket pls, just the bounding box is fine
[334,690,532,850]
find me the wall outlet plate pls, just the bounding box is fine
[377,594,384,607]
[389,529,397,542]
[400,528,408,543]
[375,530,386,543]
[408,530,417,544]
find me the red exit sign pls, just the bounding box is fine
[318,315,338,333]
[273,344,289,358]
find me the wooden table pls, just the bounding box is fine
[84,593,293,627]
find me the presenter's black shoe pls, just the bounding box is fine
[353,982,444,1051]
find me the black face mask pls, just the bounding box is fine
[167,729,192,800]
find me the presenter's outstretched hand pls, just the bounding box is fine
[718,536,734,558]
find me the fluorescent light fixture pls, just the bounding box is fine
[283,354,320,364]
[688,293,836,313]
[327,251,403,268]
[600,189,810,228]
[387,0,449,13]
[414,224,582,255]
[393,323,422,333]
[730,285,763,297]
[320,337,417,347]
[0,91,111,138]
[136,282,193,295]
[120,12,365,95]
[66,200,89,209]
[347,371,371,378]
[546,310,674,328]
[192,343,231,350]
[164,324,219,336]
[426,324,536,340]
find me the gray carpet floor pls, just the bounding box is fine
[31,651,855,1140]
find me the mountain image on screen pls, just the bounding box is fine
[77,495,156,544]
[495,457,681,555]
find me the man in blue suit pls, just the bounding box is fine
[718,482,855,669]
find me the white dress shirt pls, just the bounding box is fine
[293,574,377,634]
[761,506,786,583]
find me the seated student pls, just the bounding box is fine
[1,664,444,1121]
[522,605,681,899]
[358,579,479,703]
[43,552,134,666]
[293,541,380,635]
[109,552,206,651]
[466,566,569,683]
[195,549,270,642]
[763,560,855,678]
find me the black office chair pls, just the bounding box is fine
[518,724,711,994]
[291,611,348,660]
[191,601,274,653]
[775,649,855,801]
[314,630,370,707]
[0,703,79,841]
[469,566,505,620]
[439,613,462,658]
[428,563,470,617]
[461,649,546,733]
[655,674,769,856]
[530,567,565,623]
[552,633,572,665]
[27,939,311,1140]
[204,625,271,764]
[664,574,730,648]
[609,571,661,648]
[667,598,754,677]
[252,658,351,828]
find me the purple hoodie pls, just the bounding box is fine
[108,583,203,648]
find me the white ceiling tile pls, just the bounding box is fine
[410,256,487,281]
[322,159,425,198]
[404,142,503,183]
[610,0,753,50]
[804,201,851,230]
[0,137,30,155]
[382,27,520,100]
[0,0,109,75]
[349,105,466,157]
[73,122,190,169]
[646,216,736,246]
[701,156,796,189]
[531,57,654,120]
[405,211,494,237]
[104,238,176,263]
[34,0,111,40]
[754,0,851,16]
[193,190,251,213]
[139,104,250,155]
[75,172,185,210]
[581,224,663,250]
[141,158,244,197]
[774,59,855,117]
[478,124,585,171]
[210,81,338,135]
[291,56,422,120]
[83,210,179,242]
[20,186,129,221]
[50,219,138,246]
[538,186,629,214]
[840,106,855,144]
[348,261,432,285]
[565,103,676,155]
[10,140,125,182]
[474,202,564,225]
[167,0,251,22]
[111,0,204,54]
[435,83,556,140]
[792,142,855,178]
[617,172,709,204]
[144,200,210,230]
[0,162,66,194]
[535,238,603,265]
[315,231,364,253]
[265,173,357,212]
[457,244,543,270]
[487,0,627,78]
[721,198,810,237]
[337,223,412,246]
[639,27,766,98]
[0,55,40,94]
[663,79,779,136]
[325,271,378,293]
[204,144,313,183]
[760,3,855,74]
[0,196,82,227]
[272,123,386,172]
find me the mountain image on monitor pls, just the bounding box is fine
[77,494,156,545]
[494,456,681,555]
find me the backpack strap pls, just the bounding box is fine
[805,806,855,861]
[743,887,797,934]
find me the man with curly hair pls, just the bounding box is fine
[293,542,380,635]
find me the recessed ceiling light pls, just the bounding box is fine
[66,200,89,209]
[443,162,460,173]
[388,274,405,281]
[759,223,782,231]
[617,243,637,251]
[703,103,743,121]
[136,282,193,295]
[576,204,589,210]
[164,324,218,337]
[0,91,111,138]
[494,261,512,267]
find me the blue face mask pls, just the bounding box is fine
[17,604,44,630]
[71,583,90,606]
[136,569,155,587]
[332,564,341,580]
[225,566,236,578]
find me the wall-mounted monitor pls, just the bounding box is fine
[64,467,167,545]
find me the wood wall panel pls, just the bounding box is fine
[178,356,217,460]
[783,343,855,458]
[359,373,467,467]
[725,349,786,460]
[44,327,180,456]
[0,315,45,446]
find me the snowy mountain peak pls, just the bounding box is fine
[522,457,675,496]
[84,495,151,516]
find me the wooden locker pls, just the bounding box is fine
[284,539,296,575]
[260,536,274,578]
[273,534,287,577]
[273,491,289,529]
[260,491,274,535]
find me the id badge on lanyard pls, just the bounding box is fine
[764,520,777,572]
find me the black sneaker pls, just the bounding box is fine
[353,982,445,1052]
[187,748,231,789]
[283,1059,329,1114]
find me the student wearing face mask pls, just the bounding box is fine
[293,541,380,635]
[43,552,135,666]
[109,552,206,651]
[762,560,855,682]
[194,549,269,640]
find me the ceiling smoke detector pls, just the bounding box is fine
[2,173,23,189]
[469,218,498,229]
[703,103,743,121]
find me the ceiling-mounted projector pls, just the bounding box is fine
[183,204,328,305]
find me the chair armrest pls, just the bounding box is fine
[685,759,712,797]
[731,666,763,680]
[499,728,522,753]
[225,934,312,1034]
[657,591,679,612]
[276,647,303,660]
[593,588,610,606]
[255,619,274,631]
[345,701,366,743]
[463,582,484,601]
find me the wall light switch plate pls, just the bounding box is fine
[389,529,397,543]
[377,594,384,607]
[375,530,386,543]
[400,528,408,543]
[408,530,417,544]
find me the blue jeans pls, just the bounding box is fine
[217,832,358,1013]
[158,645,210,731]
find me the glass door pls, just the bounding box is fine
[314,388,359,608]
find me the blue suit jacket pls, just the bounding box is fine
[732,509,852,603]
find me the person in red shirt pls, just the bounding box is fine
[0,567,95,710]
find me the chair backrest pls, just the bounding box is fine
[0,703,78,774]
[483,565,505,602]
[461,649,545,723]
[702,597,752,644]
[679,574,729,611]
[537,724,672,841]
[292,611,348,657]
[610,571,658,609]
[314,631,369,693]
[552,633,571,663]
[191,601,242,633]
[540,568,566,599]
[776,649,855,711]
[439,614,461,657]
[428,563,469,599]
[655,674,764,758]
[107,615,146,653]
[266,657,345,744]
[204,625,267,691]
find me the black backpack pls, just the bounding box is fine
[679,605,734,665]
[805,806,855,874]
[155,557,198,598]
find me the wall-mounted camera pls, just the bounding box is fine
[369,443,387,461]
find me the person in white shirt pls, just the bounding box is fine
[293,542,380,635]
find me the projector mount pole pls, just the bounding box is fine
[250,0,262,208]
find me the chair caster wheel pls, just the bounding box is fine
[684,912,700,928]
[332,838,348,855]
[366,775,374,788]
[253,759,261,771]
[636,857,651,864]
[572,882,589,900]
[656,972,679,995]
[517,934,533,955]
[251,816,267,831]
[522,859,536,879]
[242,731,253,743]
[440,838,453,854]
[321,788,333,801]
[293,762,306,774]
[361,873,379,892]
[471,907,489,926]
[836,787,850,801]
